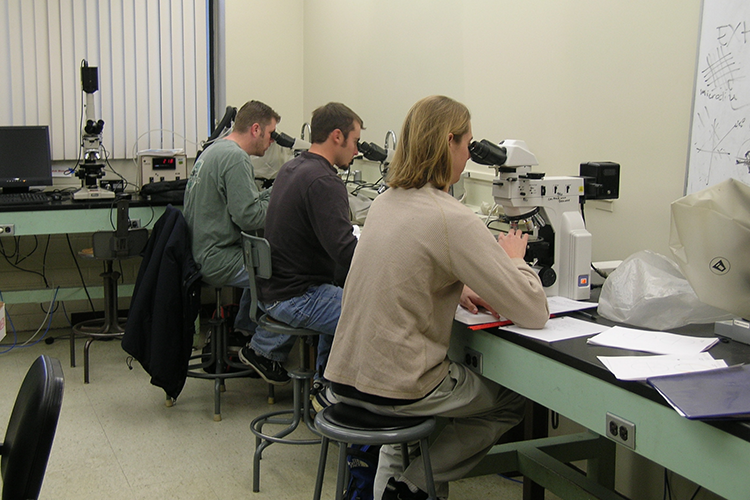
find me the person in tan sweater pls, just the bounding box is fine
[325,95,549,500]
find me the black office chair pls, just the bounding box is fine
[70,199,148,383]
[0,355,65,500]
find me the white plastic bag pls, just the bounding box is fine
[670,179,750,320]
[597,250,732,330]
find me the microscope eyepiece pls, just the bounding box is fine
[358,141,389,163]
[469,139,507,166]
[270,130,296,148]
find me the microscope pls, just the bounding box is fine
[74,61,115,200]
[470,139,592,300]
[358,130,397,194]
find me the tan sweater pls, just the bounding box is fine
[325,185,549,400]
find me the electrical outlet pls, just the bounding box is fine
[606,412,635,450]
[128,219,142,229]
[463,347,483,375]
[0,224,15,236]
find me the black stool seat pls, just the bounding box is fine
[313,403,438,500]
[324,401,433,432]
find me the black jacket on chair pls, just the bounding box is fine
[122,204,202,399]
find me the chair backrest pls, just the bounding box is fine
[91,199,149,259]
[240,232,272,324]
[1,355,64,500]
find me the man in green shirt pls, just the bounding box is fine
[183,99,280,311]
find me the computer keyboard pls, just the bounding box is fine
[0,192,50,207]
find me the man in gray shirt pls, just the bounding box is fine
[183,100,280,314]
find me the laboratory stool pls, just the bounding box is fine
[185,286,273,421]
[70,199,148,383]
[240,232,324,492]
[312,403,437,500]
[250,319,319,492]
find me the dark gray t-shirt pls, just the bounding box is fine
[259,151,357,302]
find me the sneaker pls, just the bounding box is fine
[238,346,290,385]
[310,381,335,413]
[382,477,428,500]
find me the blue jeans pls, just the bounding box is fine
[226,267,258,334]
[250,284,342,377]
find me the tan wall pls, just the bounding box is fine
[223,2,720,499]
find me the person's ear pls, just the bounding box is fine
[331,129,344,145]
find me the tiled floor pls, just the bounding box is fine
[0,328,539,499]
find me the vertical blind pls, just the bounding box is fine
[0,0,210,160]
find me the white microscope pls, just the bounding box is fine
[74,61,115,200]
[470,139,592,300]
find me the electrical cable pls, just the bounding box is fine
[688,485,702,500]
[101,143,130,191]
[591,262,608,280]
[65,234,96,313]
[141,203,156,227]
[42,234,51,287]
[18,287,58,347]
[663,469,673,500]
[0,288,57,351]
[64,59,87,178]
[61,301,72,327]
[0,236,48,287]
[495,473,523,484]
[550,411,560,430]
[13,235,39,265]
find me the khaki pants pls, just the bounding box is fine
[335,362,526,499]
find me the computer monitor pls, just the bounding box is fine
[0,126,53,194]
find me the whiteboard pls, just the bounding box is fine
[685,1,750,194]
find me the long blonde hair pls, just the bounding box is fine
[387,95,471,190]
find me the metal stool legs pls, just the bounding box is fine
[312,405,437,500]
[313,436,435,500]
[70,260,126,383]
[251,336,320,492]
[185,287,265,421]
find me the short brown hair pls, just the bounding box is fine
[310,102,364,143]
[387,95,471,190]
[233,100,280,133]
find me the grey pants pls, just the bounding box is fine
[336,362,526,499]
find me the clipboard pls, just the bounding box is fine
[647,364,750,420]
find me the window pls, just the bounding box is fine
[0,0,210,160]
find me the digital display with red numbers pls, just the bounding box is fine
[153,157,176,170]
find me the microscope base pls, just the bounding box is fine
[73,186,116,200]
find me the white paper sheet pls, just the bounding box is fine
[546,296,598,315]
[502,316,608,342]
[587,326,719,355]
[454,305,506,326]
[454,295,596,328]
[598,352,727,381]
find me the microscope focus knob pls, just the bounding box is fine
[535,266,557,288]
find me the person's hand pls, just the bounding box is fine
[497,228,529,259]
[459,285,500,318]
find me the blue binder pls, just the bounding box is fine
[647,364,750,420]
